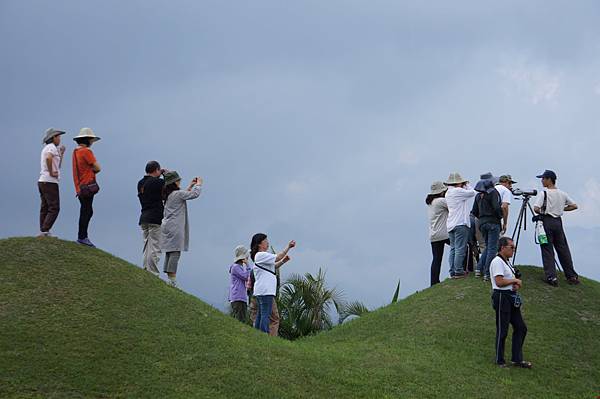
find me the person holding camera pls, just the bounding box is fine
[38,128,66,237]
[138,161,166,276]
[160,171,203,288]
[250,234,295,334]
[472,177,503,281]
[533,170,580,286]
[445,172,476,279]
[426,181,449,286]
[72,128,102,247]
[490,237,531,368]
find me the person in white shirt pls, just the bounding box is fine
[489,237,531,368]
[250,233,295,333]
[495,175,516,235]
[426,181,449,286]
[38,128,66,237]
[533,170,580,286]
[444,172,476,278]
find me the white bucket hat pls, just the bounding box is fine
[73,127,101,142]
[429,181,447,195]
[42,128,65,144]
[445,172,468,186]
[233,245,249,263]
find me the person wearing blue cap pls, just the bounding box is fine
[533,170,580,286]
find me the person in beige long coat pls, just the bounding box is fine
[160,171,202,287]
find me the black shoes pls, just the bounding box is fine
[545,277,559,287]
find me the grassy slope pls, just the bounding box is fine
[0,237,598,399]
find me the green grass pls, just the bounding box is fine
[1,237,599,398]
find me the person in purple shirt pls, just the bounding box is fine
[229,245,252,323]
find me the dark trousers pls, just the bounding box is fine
[38,182,60,232]
[540,216,578,280]
[78,195,95,240]
[492,291,527,364]
[430,239,449,286]
[231,301,248,323]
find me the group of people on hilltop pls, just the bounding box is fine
[426,170,581,368]
[38,127,102,247]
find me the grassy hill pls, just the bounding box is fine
[1,237,598,399]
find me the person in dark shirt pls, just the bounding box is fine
[472,178,503,281]
[138,161,165,276]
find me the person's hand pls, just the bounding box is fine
[288,240,296,249]
[59,145,66,155]
[282,255,291,263]
[50,170,59,178]
[196,177,204,186]
[512,279,522,291]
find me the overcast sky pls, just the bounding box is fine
[2,1,599,310]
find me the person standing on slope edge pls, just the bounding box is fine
[38,128,66,237]
[138,161,166,276]
[445,172,476,279]
[72,128,101,247]
[426,181,449,286]
[229,245,252,323]
[161,171,203,288]
[490,237,531,369]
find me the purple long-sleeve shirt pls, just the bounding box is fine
[229,263,251,302]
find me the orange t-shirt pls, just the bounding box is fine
[72,147,97,193]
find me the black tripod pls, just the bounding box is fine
[511,194,562,271]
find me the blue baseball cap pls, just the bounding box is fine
[536,170,557,180]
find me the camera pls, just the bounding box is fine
[514,268,522,279]
[512,188,538,197]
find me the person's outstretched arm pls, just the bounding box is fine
[275,240,296,262]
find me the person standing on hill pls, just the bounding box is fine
[426,181,449,286]
[445,172,476,279]
[490,237,531,369]
[160,171,203,288]
[533,170,580,287]
[38,128,66,237]
[250,234,295,334]
[229,245,252,323]
[472,177,503,282]
[138,161,165,276]
[495,175,517,235]
[72,128,101,247]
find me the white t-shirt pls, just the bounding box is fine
[534,188,575,218]
[39,144,61,183]
[445,186,476,232]
[428,197,449,242]
[253,252,278,296]
[489,256,515,291]
[495,184,512,205]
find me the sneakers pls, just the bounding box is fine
[567,277,581,285]
[167,279,178,288]
[475,271,481,278]
[38,231,53,238]
[483,275,490,282]
[452,273,467,279]
[545,277,559,287]
[77,238,96,248]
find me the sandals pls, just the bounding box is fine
[511,361,533,369]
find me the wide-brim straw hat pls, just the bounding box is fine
[42,128,65,144]
[429,181,447,195]
[234,245,250,262]
[163,171,181,186]
[445,172,468,186]
[73,127,101,142]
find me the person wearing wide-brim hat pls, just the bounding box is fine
[426,181,450,286]
[229,245,252,323]
[38,128,67,237]
[444,172,476,279]
[160,171,203,288]
[72,127,102,248]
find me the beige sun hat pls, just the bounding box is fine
[234,245,250,262]
[42,128,65,144]
[429,181,447,195]
[445,172,468,186]
[73,127,101,142]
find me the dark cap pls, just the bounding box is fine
[536,170,557,180]
[499,175,517,184]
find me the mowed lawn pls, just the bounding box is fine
[1,237,598,398]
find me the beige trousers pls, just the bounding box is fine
[141,224,161,274]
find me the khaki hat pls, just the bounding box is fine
[445,172,468,186]
[43,128,65,144]
[429,181,447,195]
[73,127,101,142]
[163,171,181,186]
[499,175,517,184]
[233,245,250,262]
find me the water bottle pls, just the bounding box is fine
[536,221,548,244]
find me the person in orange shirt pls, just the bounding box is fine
[72,128,102,247]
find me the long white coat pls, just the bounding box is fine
[161,185,201,252]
